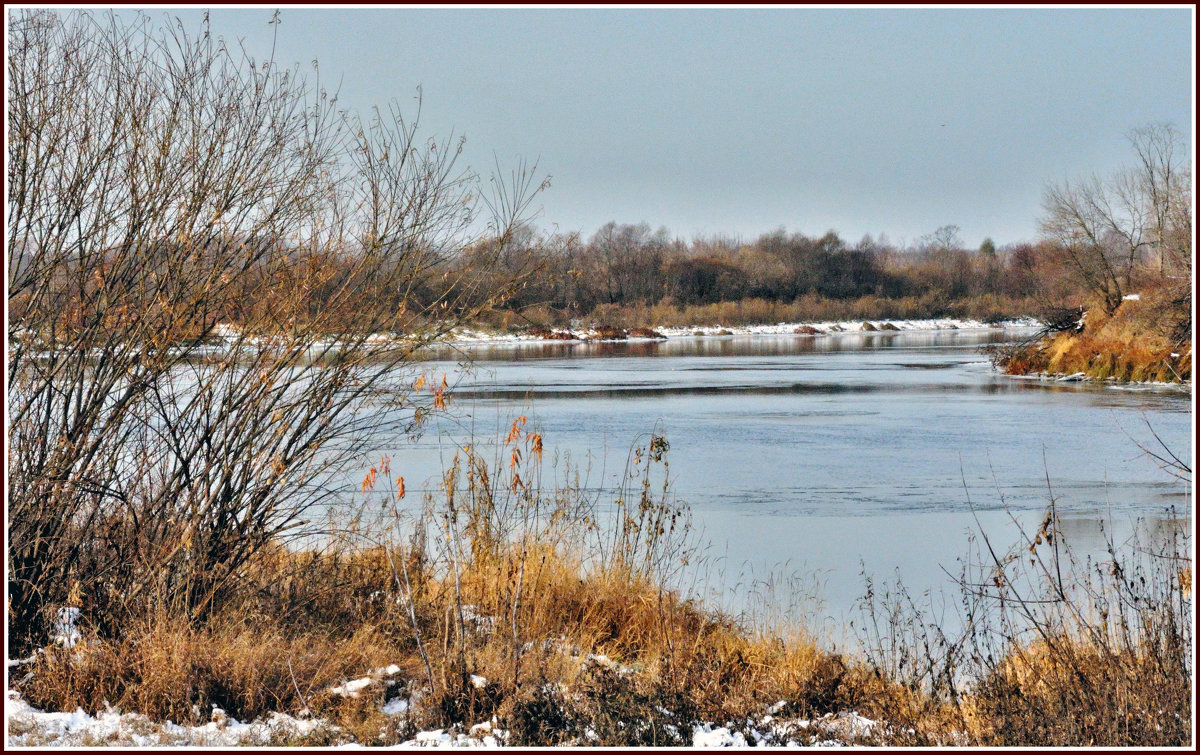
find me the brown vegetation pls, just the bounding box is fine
[997,286,1192,382]
[586,325,628,340]
[13,431,1191,747]
[15,432,850,744]
[995,122,1192,383]
[7,8,544,654]
[485,222,1054,330]
[488,292,1041,334]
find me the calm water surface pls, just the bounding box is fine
[362,329,1193,631]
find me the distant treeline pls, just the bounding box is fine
[477,222,1062,327]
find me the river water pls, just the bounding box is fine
[364,328,1192,635]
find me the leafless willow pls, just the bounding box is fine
[6,9,547,649]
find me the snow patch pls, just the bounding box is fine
[582,653,635,675]
[6,690,334,747]
[398,723,509,748]
[50,607,81,648]
[328,676,375,698]
[693,723,748,747]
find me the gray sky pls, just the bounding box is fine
[146,6,1191,247]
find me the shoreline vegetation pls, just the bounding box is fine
[6,9,1192,749]
[993,285,1192,384]
[8,434,1193,747]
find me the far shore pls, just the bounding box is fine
[445,316,1040,345]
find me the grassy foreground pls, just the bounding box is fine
[9,433,1193,747]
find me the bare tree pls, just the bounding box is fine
[1129,123,1191,276]
[921,224,964,253]
[6,9,545,649]
[1038,123,1191,315]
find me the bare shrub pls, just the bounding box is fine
[855,491,1192,746]
[7,9,546,650]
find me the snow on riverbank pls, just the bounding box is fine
[6,686,906,748]
[655,317,1033,338]
[14,317,1039,361]
[1007,371,1192,391]
[5,690,332,747]
[447,317,1038,344]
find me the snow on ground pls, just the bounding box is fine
[399,723,509,748]
[328,662,405,698]
[5,690,333,747]
[5,615,918,747]
[7,686,906,748]
[327,676,376,698]
[15,317,1040,362]
[689,710,886,747]
[49,608,80,649]
[5,688,515,749]
[53,317,1035,359]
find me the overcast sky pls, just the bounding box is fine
[137,6,1191,247]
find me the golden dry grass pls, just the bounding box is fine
[1001,289,1191,382]
[15,436,1191,747]
[18,532,875,745]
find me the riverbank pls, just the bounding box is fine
[7,433,1190,748]
[8,528,1189,748]
[995,292,1192,384]
[446,317,1039,344]
[1005,370,1192,392]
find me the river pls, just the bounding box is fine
[361,327,1192,636]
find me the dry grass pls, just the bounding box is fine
[21,618,401,725]
[855,491,1192,747]
[17,542,863,744]
[961,637,1191,745]
[998,288,1192,382]
[629,293,1038,328]
[13,432,1192,747]
[13,433,886,744]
